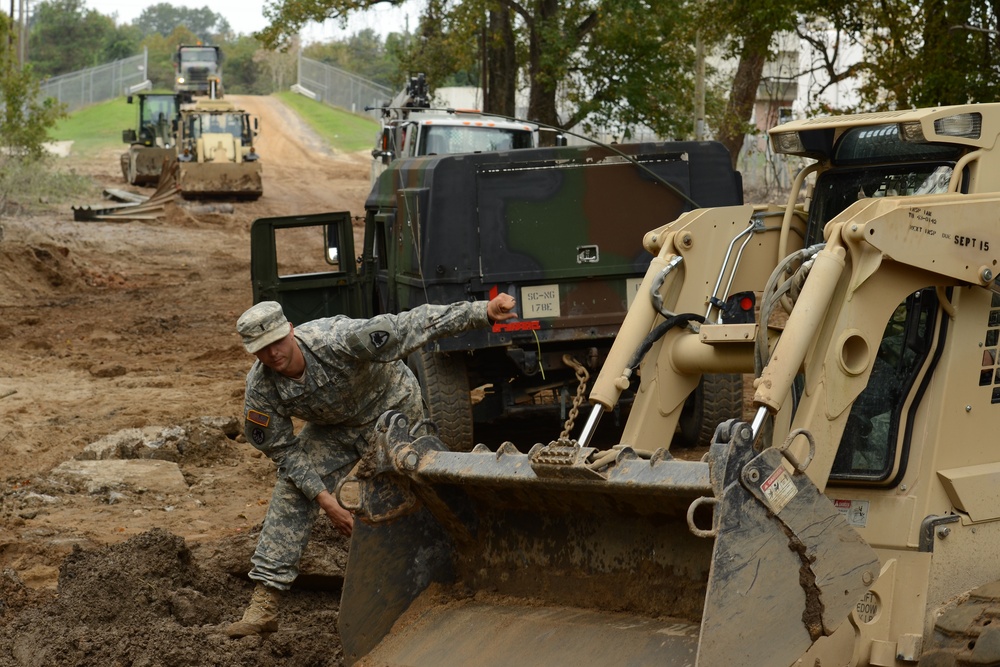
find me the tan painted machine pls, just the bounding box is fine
[336,104,1000,666]
[175,98,262,199]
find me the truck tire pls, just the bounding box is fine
[917,582,1000,666]
[675,373,744,448]
[408,349,474,452]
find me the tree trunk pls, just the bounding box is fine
[717,45,767,169]
[526,0,562,132]
[485,6,516,116]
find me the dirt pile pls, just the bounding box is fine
[0,95,372,666]
[0,528,347,667]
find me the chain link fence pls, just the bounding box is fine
[38,50,149,112]
[296,55,393,118]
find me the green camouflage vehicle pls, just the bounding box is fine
[250,141,744,449]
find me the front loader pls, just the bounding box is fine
[337,104,1000,666]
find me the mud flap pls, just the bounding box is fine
[697,422,881,667]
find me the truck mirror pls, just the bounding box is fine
[127,95,133,104]
[122,129,137,144]
[324,223,342,269]
[555,134,568,147]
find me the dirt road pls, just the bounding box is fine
[0,95,372,666]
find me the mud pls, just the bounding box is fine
[0,95,371,667]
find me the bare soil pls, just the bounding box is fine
[0,95,372,667]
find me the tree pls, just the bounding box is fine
[27,0,121,76]
[133,3,232,41]
[0,18,67,213]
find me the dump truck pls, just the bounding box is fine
[174,44,222,97]
[249,140,745,449]
[175,97,261,199]
[120,92,180,186]
[369,72,540,183]
[327,103,1000,666]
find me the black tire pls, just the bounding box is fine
[408,349,474,451]
[675,373,745,448]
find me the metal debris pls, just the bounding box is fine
[72,156,179,222]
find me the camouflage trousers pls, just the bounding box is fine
[248,399,423,590]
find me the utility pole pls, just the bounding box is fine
[17,0,25,68]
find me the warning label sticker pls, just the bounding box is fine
[834,499,870,528]
[760,466,797,514]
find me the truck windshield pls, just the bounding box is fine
[189,114,243,138]
[805,164,955,244]
[420,125,534,155]
[804,122,966,244]
[180,48,218,62]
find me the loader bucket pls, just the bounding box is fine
[132,147,175,186]
[177,162,262,200]
[338,413,880,667]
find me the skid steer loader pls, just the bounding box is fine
[335,104,1000,666]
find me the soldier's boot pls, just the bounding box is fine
[226,583,279,638]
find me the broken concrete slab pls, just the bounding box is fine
[50,460,188,495]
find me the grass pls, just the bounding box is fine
[48,92,380,157]
[273,91,379,153]
[50,97,135,156]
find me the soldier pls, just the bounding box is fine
[225,294,517,638]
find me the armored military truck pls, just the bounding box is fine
[250,141,744,449]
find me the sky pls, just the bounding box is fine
[85,0,421,42]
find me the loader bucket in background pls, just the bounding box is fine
[132,147,175,185]
[337,413,881,667]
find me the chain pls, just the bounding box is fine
[559,354,590,442]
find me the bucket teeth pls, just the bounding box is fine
[529,444,605,479]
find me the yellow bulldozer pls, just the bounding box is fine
[334,103,1000,666]
[175,97,262,200]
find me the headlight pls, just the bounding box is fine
[176,76,185,84]
[772,131,805,154]
[935,113,981,139]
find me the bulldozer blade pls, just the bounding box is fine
[696,426,881,667]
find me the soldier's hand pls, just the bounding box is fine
[487,292,518,322]
[317,490,354,537]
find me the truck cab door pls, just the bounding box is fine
[249,212,371,324]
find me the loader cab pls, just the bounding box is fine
[788,121,972,484]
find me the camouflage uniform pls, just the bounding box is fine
[242,301,490,590]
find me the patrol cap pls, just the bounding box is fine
[237,301,292,353]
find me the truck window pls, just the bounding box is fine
[180,47,218,62]
[830,288,938,481]
[804,122,965,246]
[419,126,534,155]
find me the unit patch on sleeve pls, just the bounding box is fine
[251,427,265,445]
[369,331,390,348]
[246,409,270,427]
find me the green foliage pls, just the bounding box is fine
[133,3,233,41]
[273,91,379,152]
[0,63,66,159]
[304,28,401,88]
[224,35,274,94]
[27,0,123,76]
